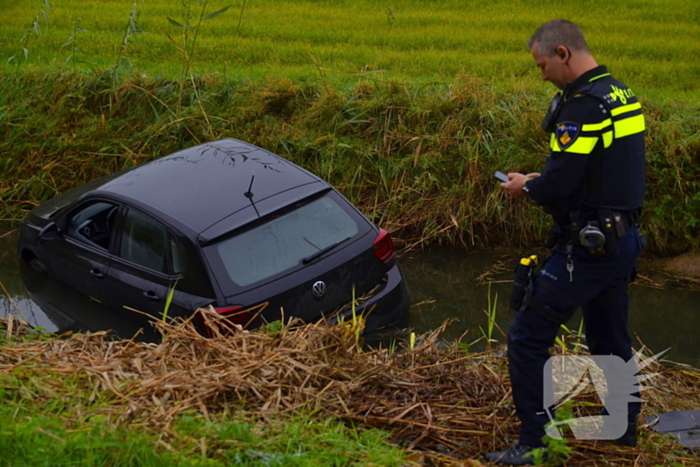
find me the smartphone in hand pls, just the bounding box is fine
[494,171,509,183]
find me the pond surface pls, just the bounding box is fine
[400,247,700,367]
[2,225,699,366]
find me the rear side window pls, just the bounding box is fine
[120,209,180,274]
[215,195,359,287]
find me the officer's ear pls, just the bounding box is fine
[556,46,569,61]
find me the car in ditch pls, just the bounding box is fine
[17,138,410,336]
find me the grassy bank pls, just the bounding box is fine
[2,316,699,466]
[1,0,698,253]
[1,71,699,253]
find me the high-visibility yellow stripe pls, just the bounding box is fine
[589,73,611,82]
[550,133,558,151]
[559,136,598,154]
[614,114,646,138]
[602,131,613,148]
[582,119,612,132]
[611,102,642,117]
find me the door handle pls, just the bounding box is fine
[90,269,104,279]
[143,290,160,301]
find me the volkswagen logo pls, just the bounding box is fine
[312,281,327,298]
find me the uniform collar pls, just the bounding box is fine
[563,65,610,98]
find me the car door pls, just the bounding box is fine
[44,200,120,305]
[104,207,190,322]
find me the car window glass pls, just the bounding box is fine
[68,201,119,250]
[215,195,359,287]
[171,239,184,274]
[120,209,168,273]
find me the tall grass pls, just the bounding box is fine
[0,71,698,253]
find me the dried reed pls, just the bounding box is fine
[1,314,698,466]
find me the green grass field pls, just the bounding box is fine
[1,0,699,101]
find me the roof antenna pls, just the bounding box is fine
[244,172,260,217]
[244,172,255,199]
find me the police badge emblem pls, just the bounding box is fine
[556,122,580,150]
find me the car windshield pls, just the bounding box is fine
[214,195,359,287]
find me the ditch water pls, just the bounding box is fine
[2,224,699,366]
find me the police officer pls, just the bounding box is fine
[486,19,646,465]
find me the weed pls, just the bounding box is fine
[530,403,574,466]
[386,7,396,31]
[111,2,145,82]
[162,278,178,324]
[479,282,499,350]
[166,0,231,107]
[236,0,249,36]
[7,0,52,73]
[61,19,88,74]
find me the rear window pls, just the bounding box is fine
[214,194,360,287]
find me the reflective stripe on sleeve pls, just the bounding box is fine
[582,118,612,132]
[550,135,599,154]
[614,114,646,138]
[602,131,613,148]
[563,135,598,154]
[611,101,642,117]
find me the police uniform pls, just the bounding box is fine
[508,65,646,448]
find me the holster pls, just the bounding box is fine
[509,255,538,311]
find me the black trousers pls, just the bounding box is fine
[507,225,644,447]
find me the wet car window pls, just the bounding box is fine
[171,240,184,274]
[120,209,169,273]
[68,201,118,250]
[215,195,359,286]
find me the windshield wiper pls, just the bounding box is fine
[302,237,350,265]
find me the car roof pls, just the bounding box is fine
[93,139,327,235]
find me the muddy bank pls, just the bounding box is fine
[642,253,700,285]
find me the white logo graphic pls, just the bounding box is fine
[542,350,666,440]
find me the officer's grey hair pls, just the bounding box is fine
[527,19,591,57]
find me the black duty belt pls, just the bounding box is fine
[612,210,639,229]
[547,209,640,250]
[560,210,639,235]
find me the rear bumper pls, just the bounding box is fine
[338,263,411,333]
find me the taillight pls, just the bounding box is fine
[373,228,396,265]
[212,306,249,325]
[196,305,249,336]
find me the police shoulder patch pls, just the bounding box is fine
[556,122,580,150]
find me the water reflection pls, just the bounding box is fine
[1,224,159,342]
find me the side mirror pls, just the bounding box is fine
[39,222,61,243]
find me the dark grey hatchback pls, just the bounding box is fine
[18,139,410,335]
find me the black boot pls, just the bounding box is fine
[484,442,539,465]
[616,422,637,447]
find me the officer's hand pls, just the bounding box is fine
[500,172,531,198]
